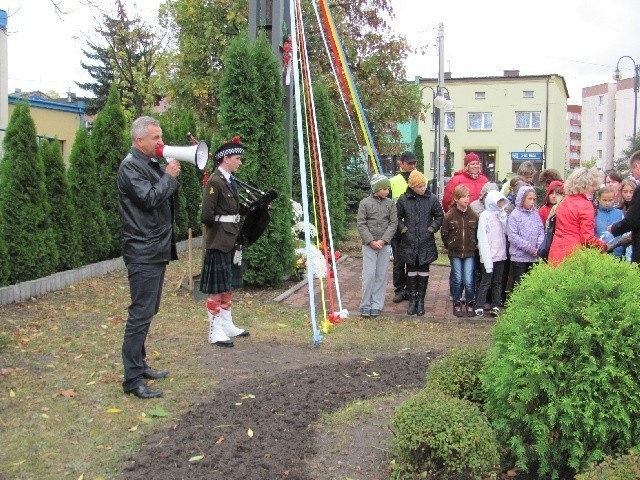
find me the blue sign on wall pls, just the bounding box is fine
[511,152,543,162]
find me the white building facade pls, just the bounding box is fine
[581,77,639,169]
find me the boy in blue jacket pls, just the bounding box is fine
[595,186,624,257]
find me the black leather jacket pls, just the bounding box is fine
[117,148,179,264]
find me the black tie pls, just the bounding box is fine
[230,175,238,198]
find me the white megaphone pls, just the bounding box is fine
[154,141,209,171]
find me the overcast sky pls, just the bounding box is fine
[3,0,640,104]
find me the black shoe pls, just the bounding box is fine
[392,291,405,303]
[142,368,168,380]
[234,330,250,337]
[125,384,164,399]
[212,339,234,347]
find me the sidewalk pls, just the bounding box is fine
[276,255,457,320]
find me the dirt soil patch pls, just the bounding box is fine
[117,342,434,480]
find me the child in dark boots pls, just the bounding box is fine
[395,170,444,316]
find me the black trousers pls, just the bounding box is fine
[475,260,506,310]
[391,235,406,294]
[510,261,533,291]
[122,262,166,392]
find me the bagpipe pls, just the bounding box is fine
[185,133,278,247]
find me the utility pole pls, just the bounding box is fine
[436,22,445,201]
[248,0,295,188]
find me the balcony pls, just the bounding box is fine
[570,146,581,153]
[569,132,581,140]
[569,119,581,126]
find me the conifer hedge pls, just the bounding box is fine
[92,84,128,258]
[314,81,346,242]
[67,128,109,264]
[414,134,424,175]
[40,139,82,271]
[218,34,294,285]
[0,104,58,285]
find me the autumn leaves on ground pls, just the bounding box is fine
[0,240,492,480]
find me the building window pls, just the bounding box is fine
[523,90,534,98]
[468,112,492,130]
[475,91,486,100]
[599,95,604,105]
[599,114,603,122]
[444,112,455,130]
[515,111,541,129]
[597,150,603,159]
[430,112,455,131]
[598,132,603,140]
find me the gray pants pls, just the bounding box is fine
[360,244,392,311]
[122,262,166,392]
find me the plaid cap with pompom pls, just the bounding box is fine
[214,136,244,162]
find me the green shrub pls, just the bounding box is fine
[426,347,488,405]
[481,249,640,479]
[391,389,499,479]
[575,449,640,480]
[0,103,58,285]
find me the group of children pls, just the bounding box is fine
[357,166,636,319]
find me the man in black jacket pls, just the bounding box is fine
[117,116,181,399]
[610,150,640,265]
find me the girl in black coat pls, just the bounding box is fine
[396,170,445,316]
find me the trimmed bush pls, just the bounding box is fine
[0,103,58,285]
[575,449,640,480]
[391,389,499,478]
[40,138,82,270]
[67,128,109,264]
[92,84,128,257]
[426,347,488,405]
[481,248,640,479]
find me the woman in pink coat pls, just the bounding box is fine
[548,167,606,265]
[442,152,489,213]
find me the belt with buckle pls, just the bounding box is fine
[214,214,241,223]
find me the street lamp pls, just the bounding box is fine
[614,55,639,146]
[422,85,454,195]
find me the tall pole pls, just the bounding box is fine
[431,95,439,194]
[633,64,639,146]
[436,22,445,201]
[615,56,638,148]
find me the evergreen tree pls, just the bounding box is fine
[77,0,164,116]
[92,84,128,257]
[67,128,110,264]
[0,104,58,284]
[240,34,295,285]
[218,35,261,159]
[0,210,7,286]
[314,81,346,242]
[444,135,453,177]
[40,139,82,270]
[414,134,424,176]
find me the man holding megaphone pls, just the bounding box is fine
[117,116,181,399]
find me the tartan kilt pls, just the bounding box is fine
[199,249,244,294]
